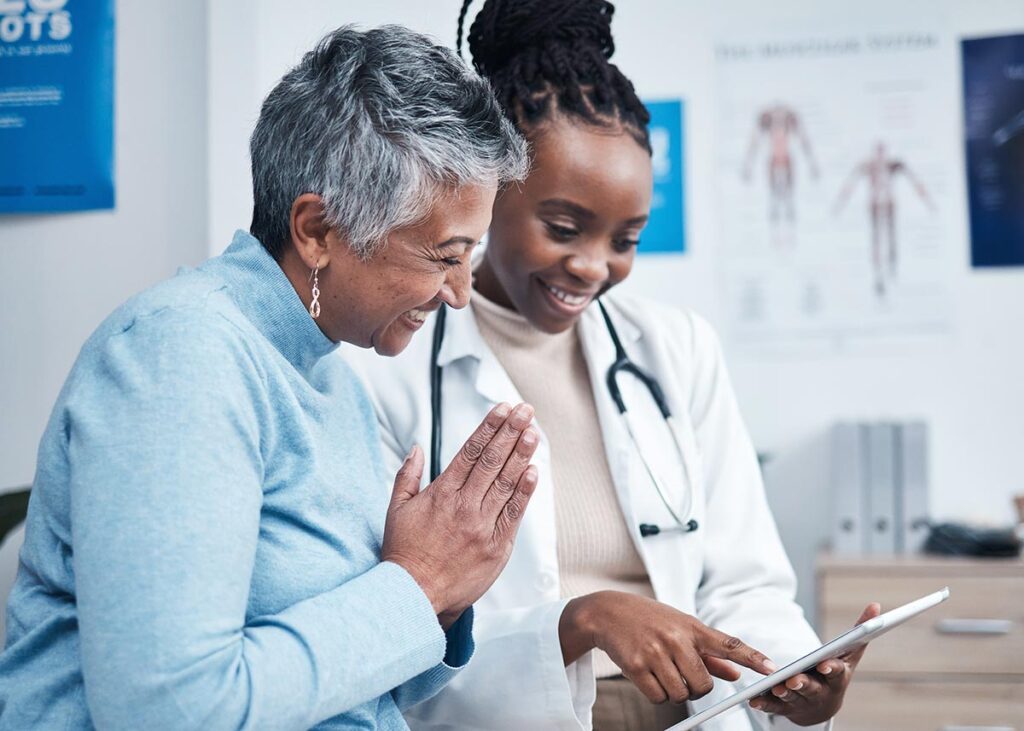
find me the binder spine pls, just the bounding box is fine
[897,421,930,554]
[831,423,866,555]
[866,422,897,555]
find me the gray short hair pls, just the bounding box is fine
[249,24,528,260]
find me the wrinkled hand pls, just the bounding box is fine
[749,603,881,725]
[562,592,778,705]
[381,402,539,627]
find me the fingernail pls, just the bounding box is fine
[494,402,511,418]
[750,700,763,710]
[764,659,779,672]
[821,665,832,675]
[792,681,803,691]
[510,403,532,426]
[522,429,538,447]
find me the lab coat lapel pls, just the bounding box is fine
[578,301,644,552]
[435,303,520,407]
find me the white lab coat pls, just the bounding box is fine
[346,292,828,731]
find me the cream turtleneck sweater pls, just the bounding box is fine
[470,289,656,678]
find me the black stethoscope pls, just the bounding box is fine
[429,299,700,538]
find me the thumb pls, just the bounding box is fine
[389,445,424,510]
[842,602,883,669]
[855,602,882,626]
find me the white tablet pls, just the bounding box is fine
[668,587,951,731]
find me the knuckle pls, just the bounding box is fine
[472,519,493,541]
[478,447,505,471]
[667,628,691,648]
[503,500,522,522]
[460,436,485,462]
[722,634,743,651]
[691,677,714,698]
[493,473,516,495]
[623,655,645,674]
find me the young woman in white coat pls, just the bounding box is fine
[348,2,877,729]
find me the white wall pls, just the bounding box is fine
[0,0,209,491]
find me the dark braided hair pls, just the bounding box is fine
[457,0,651,152]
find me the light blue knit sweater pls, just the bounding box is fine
[0,231,473,730]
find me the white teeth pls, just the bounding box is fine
[542,282,589,306]
[405,308,429,323]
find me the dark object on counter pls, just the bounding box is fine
[923,522,1022,558]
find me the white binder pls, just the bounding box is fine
[896,421,930,554]
[866,422,897,554]
[831,423,867,555]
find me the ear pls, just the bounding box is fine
[289,194,333,269]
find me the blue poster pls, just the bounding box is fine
[0,1,114,213]
[962,33,1024,267]
[641,99,686,254]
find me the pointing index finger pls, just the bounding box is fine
[700,628,778,676]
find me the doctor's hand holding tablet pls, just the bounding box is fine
[672,587,951,730]
[747,602,881,725]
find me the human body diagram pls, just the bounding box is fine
[833,142,933,297]
[742,104,819,245]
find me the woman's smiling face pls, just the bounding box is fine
[474,117,653,333]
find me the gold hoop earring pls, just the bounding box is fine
[309,265,321,319]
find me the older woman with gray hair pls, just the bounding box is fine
[0,25,530,730]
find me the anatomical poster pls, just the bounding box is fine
[714,30,956,350]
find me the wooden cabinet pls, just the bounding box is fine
[817,554,1024,731]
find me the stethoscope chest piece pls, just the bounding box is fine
[639,520,699,538]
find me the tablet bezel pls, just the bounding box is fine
[667,587,951,731]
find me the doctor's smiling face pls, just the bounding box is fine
[473,116,653,334]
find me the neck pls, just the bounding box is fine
[473,255,516,311]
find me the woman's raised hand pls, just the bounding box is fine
[381,402,539,627]
[561,591,778,705]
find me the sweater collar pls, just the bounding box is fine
[203,230,338,371]
[469,288,578,353]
